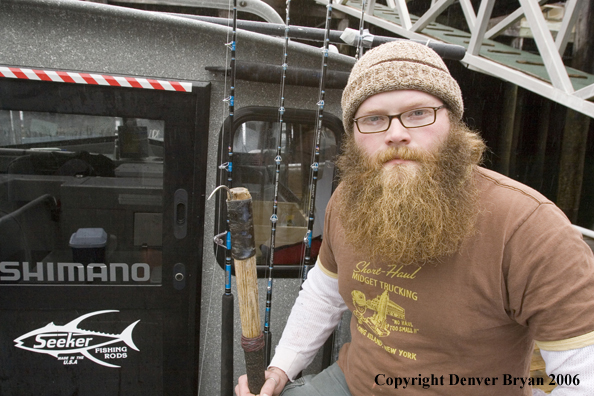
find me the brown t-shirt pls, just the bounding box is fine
[319,167,594,395]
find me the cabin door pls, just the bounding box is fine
[0,74,209,395]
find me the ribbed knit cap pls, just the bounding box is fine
[342,40,464,134]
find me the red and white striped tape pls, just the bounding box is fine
[0,66,192,92]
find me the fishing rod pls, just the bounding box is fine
[211,184,266,394]
[219,3,238,395]
[301,0,334,283]
[225,187,266,395]
[263,0,293,367]
[356,0,368,59]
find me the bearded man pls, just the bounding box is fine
[236,40,594,396]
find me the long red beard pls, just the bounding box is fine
[335,121,485,266]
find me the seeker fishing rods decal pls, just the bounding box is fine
[300,0,334,284]
[14,310,139,368]
[263,0,293,367]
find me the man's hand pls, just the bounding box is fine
[235,367,289,396]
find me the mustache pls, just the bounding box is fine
[371,146,438,168]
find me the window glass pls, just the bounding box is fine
[0,110,165,285]
[0,110,164,146]
[232,120,338,266]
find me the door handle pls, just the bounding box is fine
[173,188,187,239]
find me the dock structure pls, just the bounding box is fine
[317,0,594,119]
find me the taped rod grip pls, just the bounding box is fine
[227,187,256,260]
[243,333,266,394]
[228,187,265,395]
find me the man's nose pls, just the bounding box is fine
[384,119,412,146]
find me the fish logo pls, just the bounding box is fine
[13,310,140,368]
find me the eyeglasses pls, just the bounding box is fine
[353,105,446,134]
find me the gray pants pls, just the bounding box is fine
[280,364,549,396]
[280,363,352,396]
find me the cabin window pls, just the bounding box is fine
[0,110,164,155]
[0,110,165,284]
[216,107,343,274]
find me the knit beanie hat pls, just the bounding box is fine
[341,40,464,134]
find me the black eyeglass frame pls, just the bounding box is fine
[353,105,446,134]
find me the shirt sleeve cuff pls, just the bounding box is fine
[317,256,338,279]
[269,345,313,381]
[536,329,594,351]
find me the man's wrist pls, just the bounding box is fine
[268,366,289,383]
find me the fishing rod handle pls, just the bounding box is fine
[242,332,266,394]
[227,187,266,394]
[221,293,234,396]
